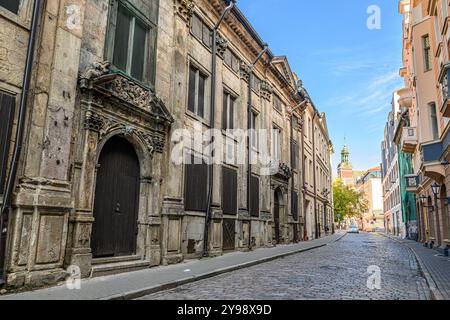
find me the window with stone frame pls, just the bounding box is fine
[0,91,16,194]
[422,35,431,72]
[0,0,20,14]
[191,13,212,48]
[251,75,261,92]
[105,0,157,84]
[250,111,259,149]
[223,48,240,73]
[188,64,208,119]
[222,166,238,215]
[250,175,260,217]
[273,94,284,113]
[184,154,208,212]
[222,91,235,130]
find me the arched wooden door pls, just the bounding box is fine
[91,136,140,258]
[274,189,282,244]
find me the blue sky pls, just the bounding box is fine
[237,0,404,174]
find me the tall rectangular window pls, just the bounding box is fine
[188,65,207,119]
[222,167,237,215]
[191,14,212,48]
[442,0,448,17]
[0,0,20,14]
[184,155,208,212]
[224,48,240,73]
[429,102,439,140]
[0,91,16,194]
[292,141,298,170]
[273,95,283,113]
[107,1,156,84]
[434,10,442,44]
[423,35,431,71]
[272,127,281,161]
[250,111,258,149]
[250,176,260,217]
[292,191,299,220]
[222,91,235,130]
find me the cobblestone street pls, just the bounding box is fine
[139,233,431,300]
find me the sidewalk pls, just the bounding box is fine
[0,232,346,300]
[383,234,450,300]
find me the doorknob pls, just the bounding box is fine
[115,202,121,214]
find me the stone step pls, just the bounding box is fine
[91,260,151,278]
[92,255,142,266]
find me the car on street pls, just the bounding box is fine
[348,225,360,234]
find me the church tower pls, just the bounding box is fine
[337,143,355,187]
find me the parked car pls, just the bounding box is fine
[348,225,360,234]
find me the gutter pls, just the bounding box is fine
[0,0,43,285]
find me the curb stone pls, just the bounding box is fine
[378,233,444,301]
[105,232,348,300]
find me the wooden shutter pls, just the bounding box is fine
[292,192,299,220]
[184,155,208,212]
[188,66,196,113]
[222,167,237,215]
[250,176,260,217]
[0,92,15,194]
[203,24,212,47]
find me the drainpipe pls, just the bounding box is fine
[204,0,236,257]
[247,45,269,250]
[0,0,43,286]
[312,112,319,239]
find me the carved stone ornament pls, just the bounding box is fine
[216,33,228,58]
[84,110,104,132]
[260,80,273,101]
[240,62,251,82]
[174,0,194,23]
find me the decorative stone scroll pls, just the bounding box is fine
[240,62,251,82]
[174,0,194,23]
[216,33,228,58]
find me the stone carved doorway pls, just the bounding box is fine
[91,136,140,258]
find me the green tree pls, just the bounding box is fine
[333,179,368,223]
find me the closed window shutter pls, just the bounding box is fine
[0,92,15,194]
[250,176,260,217]
[203,24,212,47]
[222,167,237,215]
[184,155,208,212]
[292,192,299,220]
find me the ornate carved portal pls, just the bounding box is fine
[65,62,173,276]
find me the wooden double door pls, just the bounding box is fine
[91,136,140,258]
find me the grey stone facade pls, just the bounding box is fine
[0,0,334,288]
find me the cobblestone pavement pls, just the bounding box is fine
[139,233,431,300]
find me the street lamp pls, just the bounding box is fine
[432,183,441,196]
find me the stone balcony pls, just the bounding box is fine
[401,127,417,153]
[397,87,413,109]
